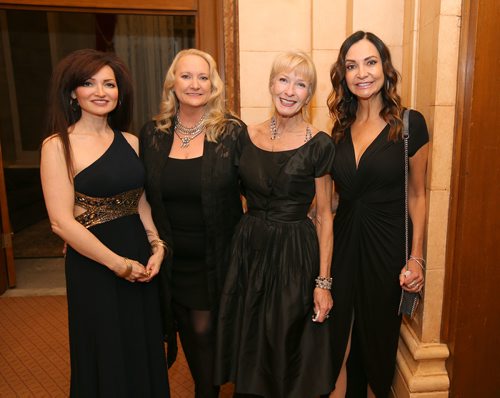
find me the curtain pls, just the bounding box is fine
[114,15,176,134]
[46,12,95,68]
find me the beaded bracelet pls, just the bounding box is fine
[315,276,333,290]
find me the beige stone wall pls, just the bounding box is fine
[238,0,463,397]
[394,1,461,396]
[239,0,405,131]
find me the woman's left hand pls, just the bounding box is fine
[138,246,164,282]
[313,288,333,323]
[399,258,425,292]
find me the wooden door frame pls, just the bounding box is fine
[442,0,500,395]
[441,0,475,348]
[0,141,15,291]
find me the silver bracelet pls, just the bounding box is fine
[409,256,426,270]
[315,276,333,290]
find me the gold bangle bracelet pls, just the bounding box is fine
[118,257,133,278]
[150,239,168,249]
[146,229,160,240]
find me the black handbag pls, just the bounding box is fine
[398,109,423,318]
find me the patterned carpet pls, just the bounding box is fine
[0,295,234,397]
[13,219,64,259]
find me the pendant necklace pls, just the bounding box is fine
[174,112,206,148]
[270,116,313,143]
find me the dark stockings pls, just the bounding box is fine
[172,301,219,398]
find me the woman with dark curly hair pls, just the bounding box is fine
[326,32,429,397]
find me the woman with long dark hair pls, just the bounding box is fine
[41,49,169,397]
[327,32,429,397]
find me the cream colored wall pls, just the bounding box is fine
[239,0,405,131]
[238,0,463,397]
[392,2,461,396]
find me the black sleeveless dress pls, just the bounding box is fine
[161,156,211,310]
[215,131,336,398]
[65,131,169,397]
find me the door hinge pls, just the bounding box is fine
[2,232,13,249]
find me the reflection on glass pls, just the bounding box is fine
[0,10,195,166]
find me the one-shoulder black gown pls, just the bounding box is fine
[65,131,169,397]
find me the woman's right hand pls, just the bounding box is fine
[114,257,149,283]
[313,287,333,323]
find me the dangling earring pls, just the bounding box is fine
[385,79,390,93]
[70,98,80,112]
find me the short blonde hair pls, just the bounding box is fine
[154,49,229,142]
[268,50,317,121]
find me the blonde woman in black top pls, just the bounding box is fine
[139,49,246,397]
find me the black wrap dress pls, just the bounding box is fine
[329,110,428,397]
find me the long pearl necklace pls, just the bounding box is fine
[270,116,313,143]
[174,112,206,148]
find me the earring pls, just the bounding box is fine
[70,98,80,112]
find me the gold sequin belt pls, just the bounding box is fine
[74,187,143,228]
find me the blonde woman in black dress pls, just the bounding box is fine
[140,49,246,397]
[215,51,335,398]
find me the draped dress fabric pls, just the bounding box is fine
[65,131,169,397]
[329,110,428,397]
[215,130,336,398]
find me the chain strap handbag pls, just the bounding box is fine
[398,109,422,318]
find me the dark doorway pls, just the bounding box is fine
[0,10,195,260]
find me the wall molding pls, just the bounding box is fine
[393,322,450,397]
